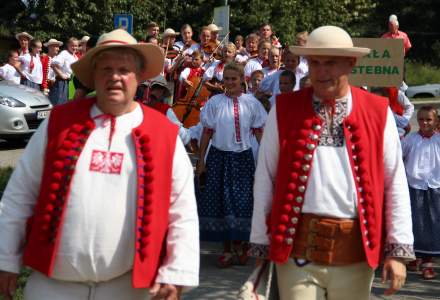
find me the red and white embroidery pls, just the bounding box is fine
[233,97,242,143]
[89,150,124,174]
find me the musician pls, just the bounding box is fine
[192,26,213,63]
[244,40,271,82]
[162,28,180,81]
[178,51,205,99]
[259,23,281,48]
[41,39,63,96]
[174,24,197,56]
[146,21,160,39]
[207,23,222,47]
[203,43,237,95]
[235,33,259,65]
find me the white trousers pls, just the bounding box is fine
[276,259,374,300]
[24,271,151,300]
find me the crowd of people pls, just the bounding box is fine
[0,11,438,300]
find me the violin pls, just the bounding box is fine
[165,47,179,60]
[202,41,218,56]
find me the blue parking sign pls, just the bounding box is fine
[114,14,133,34]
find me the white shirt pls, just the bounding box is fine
[19,53,43,84]
[52,50,77,78]
[0,103,199,287]
[0,64,21,84]
[203,60,224,82]
[402,132,440,190]
[201,93,267,152]
[244,58,263,80]
[262,67,278,78]
[174,41,194,56]
[251,92,413,248]
[393,90,414,137]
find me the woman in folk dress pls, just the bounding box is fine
[196,62,267,267]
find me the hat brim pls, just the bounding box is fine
[15,33,33,40]
[290,46,370,58]
[44,42,63,47]
[71,43,164,89]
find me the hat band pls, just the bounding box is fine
[99,40,130,46]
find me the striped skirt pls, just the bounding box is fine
[409,187,440,256]
[198,146,255,242]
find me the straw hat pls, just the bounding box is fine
[207,23,223,32]
[290,26,370,58]
[15,32,34,41]
[71,29,164,89]
[44,39,63,47]
[163,28,180,38]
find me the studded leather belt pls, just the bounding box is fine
[291,213,366,265]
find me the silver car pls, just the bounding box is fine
[0,80,52,141]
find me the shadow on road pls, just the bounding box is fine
[0,139,28,151]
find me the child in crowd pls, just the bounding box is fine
[244,40,271,81]
[402,106,440,280]
[177,50,204,98]
[269,69,295,107]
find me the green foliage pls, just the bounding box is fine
[0,166,13,192]
[405,61,440,86]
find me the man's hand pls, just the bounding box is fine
[382,257,407,296]
[0,271,18,300]
[150,283,182,300]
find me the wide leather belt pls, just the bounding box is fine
[291,213,366,265]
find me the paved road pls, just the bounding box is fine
[185,242,440,300]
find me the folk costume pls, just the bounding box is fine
[49,49,78,105]
[19,52,43,89]
[387,87,414,138]
[198,93,267,242]
[41,39,63,96]
[0,29,199,300]
[250,26,414,300]
[402,132,440,277]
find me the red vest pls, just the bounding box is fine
[40,54,50,90]
[151,102,171,115]
[269,87,387,268]
[23,98,178,288]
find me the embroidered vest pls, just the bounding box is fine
[268,87,387,268]
[23,98,178,288]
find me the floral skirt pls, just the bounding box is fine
[198,146,255,242]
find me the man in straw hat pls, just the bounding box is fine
[250,25,414,299]
[0,28,199,300]
[41,38,63,95]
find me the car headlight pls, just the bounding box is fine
[0,96,26,107]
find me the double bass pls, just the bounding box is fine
[173,75,211,128]
[173,34,229,128]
